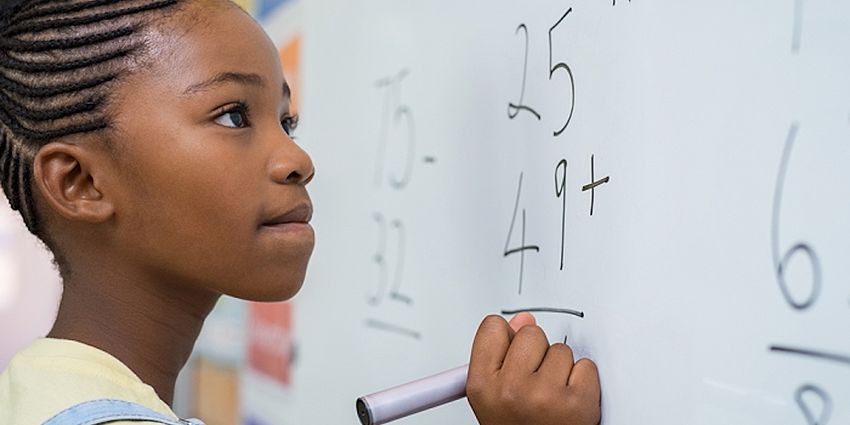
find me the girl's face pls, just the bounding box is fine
[100,3,314,301]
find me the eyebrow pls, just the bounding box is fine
[181,71,291,99]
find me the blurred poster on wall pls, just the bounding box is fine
[232,0,295,22]
[247,301,294,387]
[195,297,248,366]
[188,297,247,424]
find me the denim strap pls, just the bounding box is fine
[41,399,205,425]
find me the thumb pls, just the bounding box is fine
[507,312,536,332]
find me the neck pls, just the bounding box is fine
[48,266,220,405]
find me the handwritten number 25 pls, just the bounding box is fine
[508,9,576,137]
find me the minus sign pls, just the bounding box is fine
[422,156,437,164]
[770,344,850,367]
[502,307,585,318]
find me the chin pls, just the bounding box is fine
[238,262,309,302]
[221,242,314,302]
[264,276,305,302]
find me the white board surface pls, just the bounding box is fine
[257,1,850,424]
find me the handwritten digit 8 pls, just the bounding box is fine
[771,124,822,310]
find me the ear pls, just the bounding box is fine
[32,142,115,223]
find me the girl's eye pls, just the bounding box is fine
[282,114,299,136]
[214,105,249,128]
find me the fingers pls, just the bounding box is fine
[536,342,575,385]
[468,315,603,425]
[469,315,514,375]
[507,311,536,332]
[501,324,550,377]
[568,358,602,406]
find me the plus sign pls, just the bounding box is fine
[581,155,610,216]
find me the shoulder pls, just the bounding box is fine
[0,339,180,425]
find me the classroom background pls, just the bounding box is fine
[2,1,849,424]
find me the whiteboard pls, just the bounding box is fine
[250,1,850,424]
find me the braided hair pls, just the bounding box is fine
[0,0,182,251]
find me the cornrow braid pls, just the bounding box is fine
[0,73,116,98]
[3,0,178,36]
[0,0,181,244]
[0,26,136,52]
[14,0,129,22]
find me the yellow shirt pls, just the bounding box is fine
[0,338,180,425]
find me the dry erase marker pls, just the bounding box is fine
[356,364,468,425]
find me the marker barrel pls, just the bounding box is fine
[356,364,468,425]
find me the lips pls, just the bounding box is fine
[261,203,313,228]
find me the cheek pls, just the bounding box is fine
[153,159,254,236]
[117,143,262,284]
[113,138,314,300]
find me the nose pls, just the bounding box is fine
[268,133,314,185]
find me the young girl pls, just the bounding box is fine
[0,1,601,424]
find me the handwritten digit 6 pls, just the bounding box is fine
[771,123,822,310]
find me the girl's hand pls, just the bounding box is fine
[466,313,601,425]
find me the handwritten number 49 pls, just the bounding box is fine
[508,8,576,137]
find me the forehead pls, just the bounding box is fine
[135,3,284,98]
